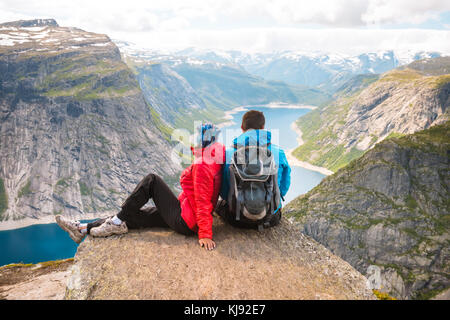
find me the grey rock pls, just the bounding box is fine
[286,123,450,299]
[134,62,208,126]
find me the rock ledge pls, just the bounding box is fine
[66,218,375,300]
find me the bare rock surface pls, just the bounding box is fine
[65,218,375,300]
[2,270,70,300]
[0,258,73,300]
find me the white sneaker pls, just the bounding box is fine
[55,215,85,244]
[90,218,128,237]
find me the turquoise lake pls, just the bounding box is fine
[0,106,325,266]
[0,219,94,266]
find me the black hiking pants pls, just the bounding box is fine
[86,173,194,236]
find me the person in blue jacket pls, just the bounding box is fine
[217,109,291,229]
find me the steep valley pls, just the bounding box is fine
[118,41,332,132]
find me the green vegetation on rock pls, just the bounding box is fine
[385,132,405,140]
[173,104,225,134]
[17,180,32,198]
[78,181,92,196]
[0,178,7,220]
[148,104,173,141]
[56,178,69,188]
[389,121,450,157]
[292,95,365,172]
[37,54,139,101]
[373,290,397,300]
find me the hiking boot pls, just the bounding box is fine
[55,215,85,244]
[89,218,128,237]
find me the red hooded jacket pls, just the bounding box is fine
[178,142,225,239]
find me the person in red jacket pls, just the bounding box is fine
[55,124,225,251]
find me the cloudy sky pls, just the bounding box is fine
[1,0,450,54]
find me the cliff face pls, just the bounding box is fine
[286,122,450,299]
[172,62,331,110]
[293,57,450,172]
[0,20,181,222]
[127,61,224,131]
[65,218,375,300]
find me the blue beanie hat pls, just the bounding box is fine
[195,123,221,148]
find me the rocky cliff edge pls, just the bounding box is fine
[65,217,376,300]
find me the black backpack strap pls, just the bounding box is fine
[271,197,274,216]
[228,166,236,213]
[235,190,242,221]
[229,164,243,221]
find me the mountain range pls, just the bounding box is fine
[117,40,332,131]
[115,41,446,93]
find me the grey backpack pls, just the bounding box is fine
[227,135,281,231]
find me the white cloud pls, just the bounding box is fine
[1,0,449,30]
[159,17,190,31]
[119,27,450,55]
[0,0,449,54]
[362,0,450,25]
[258,0,450,27]
[258,0,370,27]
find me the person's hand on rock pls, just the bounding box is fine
[199,238,216,250]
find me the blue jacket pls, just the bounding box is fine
[219,129,291,212]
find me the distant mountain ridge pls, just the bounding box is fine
[114,41,446,93]
[238,50,443,92]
